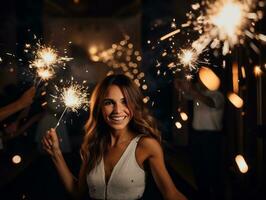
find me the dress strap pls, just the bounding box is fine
[134,134,145,143]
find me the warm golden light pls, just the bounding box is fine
[210,1,244,40]
[181,50,193,65]
[142,84,148,90]
[160,29,181,41]
[30,44,72,69]
[179,0,263,56]
[38,47,58,66]
[232,63,239,93]
[241,66,246,78]
[64,88,80,108]
[175,121,182,129]
[235,154,249,173]
[254,65,263,77]
[87,37,145,89]
[52,82,89,129]
[227,92,244,108]
[31,59,45,69]
[199,67,220,91]
[178,48,199,70]
[12,155,22,164]
[185,74,193,80]
[37,68,55,80]
[89,46,98,55]
[258,33,266,42]
[61,84,89,112]
[143,96,150,104]
[180,112,188,121]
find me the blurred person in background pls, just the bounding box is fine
[174,75,225,200]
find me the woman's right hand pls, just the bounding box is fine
[42,128,61,156]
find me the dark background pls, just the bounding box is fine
[0,0,266,199]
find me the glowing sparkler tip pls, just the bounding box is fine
[37,68,55,80]
[178,48,199,70]
[30,43,72,70]
[38,47,58,66]
[60,84,89,112]
[211,1,244,39]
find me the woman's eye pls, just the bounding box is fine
[103,100,113,106]
[121,99,127,105]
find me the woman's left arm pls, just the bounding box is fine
[140,137,188,200]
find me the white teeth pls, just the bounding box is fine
[110,116,126,121]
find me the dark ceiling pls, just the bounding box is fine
[44,0,142,17]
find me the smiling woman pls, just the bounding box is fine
[42,74,187,200]
[101,85,132,131]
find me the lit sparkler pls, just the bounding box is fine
[52,82,89,129]
[36,68,55,81]
[60,84,89,112]
[154,15,211,78]
[190,0,264,55]
[37,47,57,67]
[153,0,265,83]
[178,48,199,71]
[159,0,265,57]
[185,74,194,80]
[29,44,73,69]
[25,42,73,86]
[165,45,209,75]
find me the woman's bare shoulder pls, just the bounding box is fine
[137,136,162,155]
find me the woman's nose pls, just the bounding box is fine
[113,103,122,113]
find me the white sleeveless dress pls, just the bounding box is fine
[86,135,145,200]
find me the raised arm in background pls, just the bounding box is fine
[0,87,35,121]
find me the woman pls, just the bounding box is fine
[42,74,187,200]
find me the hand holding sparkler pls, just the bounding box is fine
[42,128,61,156]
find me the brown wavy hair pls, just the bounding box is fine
[80,74,161,172]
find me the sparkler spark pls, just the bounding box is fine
[160,29,181,41]
[152,0,265,84]
[52,82,90,129]
[25,42,73,86]
[28,43,73,69]
[210,1,244,41]
[185,74,194,80]
[59,84,89,112]
[36,68,55,81]
[178,48,199,70]
[159,0,264,60]
[37,47,58,67]
[190,0,264,55]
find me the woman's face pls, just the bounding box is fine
[101,85,132,132]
